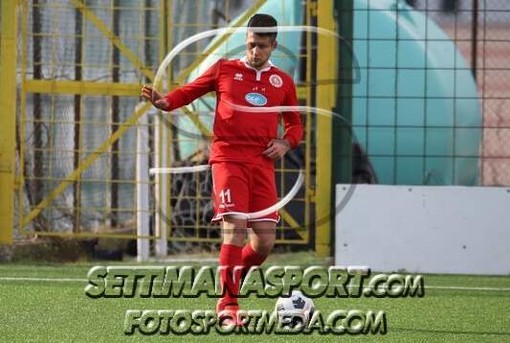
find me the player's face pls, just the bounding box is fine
[245,31,276,70]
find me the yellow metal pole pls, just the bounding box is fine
[304,0,316,245]
[18,0,28,237]
[23,80,143,96]
[315,0,336,257]
[0,0,18,244]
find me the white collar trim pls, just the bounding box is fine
[240,56,274,81]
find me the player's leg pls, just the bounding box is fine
[211,163,249,321]
[243,220,276,269]
[217,215,246,314]
[243,163,279,271]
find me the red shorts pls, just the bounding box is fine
[211,162,279,223]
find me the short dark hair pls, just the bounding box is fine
[247,13,277,40]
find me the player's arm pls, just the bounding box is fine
[141,85,168,110]
[141,60,221,111]
[263,79,303,160]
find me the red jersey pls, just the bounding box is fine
[164,58,303,165]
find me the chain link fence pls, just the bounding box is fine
[9,0,509,256]
[14,0,311,253]
[408,0,510,185]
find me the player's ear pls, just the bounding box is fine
[272,40,277,51]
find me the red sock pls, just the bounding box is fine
[242,243,267,270]
[218,244,243,305]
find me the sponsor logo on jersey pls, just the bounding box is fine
[269,74,283,88]
[245,92,268,106]
[234,73,243,81]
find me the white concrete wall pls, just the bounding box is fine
[335,185,510,275]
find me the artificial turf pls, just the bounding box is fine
[0,253,509,342]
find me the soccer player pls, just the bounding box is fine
[141,13,303,324]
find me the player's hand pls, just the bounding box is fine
[263,139,291,160]
[141,84,169,111]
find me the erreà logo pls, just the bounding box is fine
[245,92,267,106]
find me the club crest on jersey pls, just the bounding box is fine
[269,74,283,88]
[245,92,267,106]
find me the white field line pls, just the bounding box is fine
[0,276,509,292]
[0,277,88,282]
[425,285,510,292]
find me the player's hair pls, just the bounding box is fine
[247,13,278,40]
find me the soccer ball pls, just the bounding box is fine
[275,290,315,329]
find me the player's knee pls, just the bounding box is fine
[223,234,245,246]
[221,218,247,246]
[253,240,274,256]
